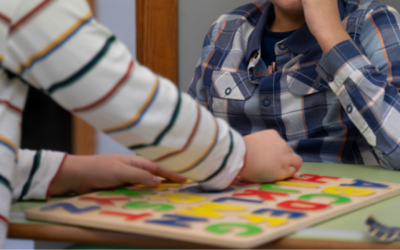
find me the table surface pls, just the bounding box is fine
[8,162,400,249]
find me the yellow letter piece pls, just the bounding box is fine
[323,186,375,196]
[135,183,182,190]
[177,202,246,218]
[177,207,224,218]
[276,181,319,188]
[149,193,206,203]
[241,214,288,227]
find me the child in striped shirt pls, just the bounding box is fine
[0,0,302,247]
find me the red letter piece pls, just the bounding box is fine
[233,190,288,201]
[100,211,151,221]
[277,200,330,211]
[290,174,340,184]
[79,197,130,205]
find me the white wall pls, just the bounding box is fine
[178,0,400,92]
[95,0,137,155]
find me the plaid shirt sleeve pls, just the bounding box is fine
[188,21,217,106]
[316,5,400,170]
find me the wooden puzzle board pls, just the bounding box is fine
[26,173,400,248]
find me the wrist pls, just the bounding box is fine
[48,155,83,196]
[240,136,253,180]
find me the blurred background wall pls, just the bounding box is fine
[95,0,137,155]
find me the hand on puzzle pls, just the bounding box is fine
[241,130,303,183]
[48,154,187,196]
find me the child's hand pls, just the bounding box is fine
[301,0,351,53]
[49,154,186,196]
[240,130,303,183]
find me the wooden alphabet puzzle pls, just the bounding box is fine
[26,174,400,248]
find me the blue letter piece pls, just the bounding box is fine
[253,208,306,219]
[41,203,100,214]
[340,179,389,189]
[213,197,263,204]
[146,214,208,228]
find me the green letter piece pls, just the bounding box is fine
[99,189,153,197]
[298,193,351,204]
[206,223,262,236]
[260,184,300,193]
[124,201,174,211]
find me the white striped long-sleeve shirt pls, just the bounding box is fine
[0,0,246,246]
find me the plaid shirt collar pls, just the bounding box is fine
[245,0,349,62]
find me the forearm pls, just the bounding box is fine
[317,39,400,169]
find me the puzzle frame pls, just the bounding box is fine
[26,173,400,248]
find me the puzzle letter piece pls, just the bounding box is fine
[146,214,208,228]
[206,223,262,236]
[79,197,130,205]
[99,189,153,197]
[124,201,175,211]
[149,193,206,203]
[290,174,340,184]
[177,202,246,218]
[277,200,330,211]
[340,179,389,189]
[135,183,181,190]
[260,184,300,193]
[324,186,375,196]
[253,208,306,219]
[100,211,151,221]
[233,190,288,201]
[298,193,351,204]
[213,197,263,204]
[41,203,99,214]
[241,214,288,227]
[276,181,319,188]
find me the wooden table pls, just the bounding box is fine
[8,163,400,249]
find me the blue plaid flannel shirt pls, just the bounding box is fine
[189,0,400,168]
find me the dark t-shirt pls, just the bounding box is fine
[261,25,295,73]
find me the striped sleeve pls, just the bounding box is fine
[0,211,7,248]
[0,63,30,248]
[13,149,67,201]
[0,178,11,249]
[316,3,400,170]
[3,0,246,190]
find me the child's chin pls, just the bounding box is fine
[270,0,304,13]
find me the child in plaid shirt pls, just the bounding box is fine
[190,0,400,168]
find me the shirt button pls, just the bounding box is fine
[279,44,286,50]
[346,105,353,114]
[263,98,271,107]
[328,76,334,82]
[254,51,260,59]
[225,87,232,95]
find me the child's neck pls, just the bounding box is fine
[269,6,305,33]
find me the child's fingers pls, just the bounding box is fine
[120,164,162,187]
[146,164,187,183]
[126,156,186,183]
[289,153,303,171]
